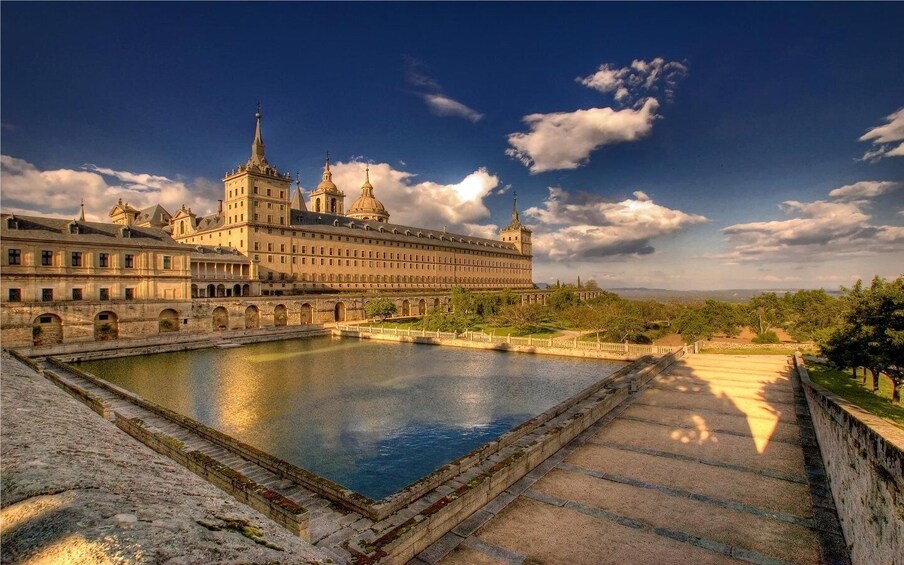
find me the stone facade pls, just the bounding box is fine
[169,110,533,294]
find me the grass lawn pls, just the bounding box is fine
[476,325,563,339]
[807,363,904,429]
[699,347,815,356]
[360,320,421,330]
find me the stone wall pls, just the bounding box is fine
[793,353,904,565]
[1,289,607,349]
[700,341,812,351]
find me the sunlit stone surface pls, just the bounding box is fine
[80,337,625,499]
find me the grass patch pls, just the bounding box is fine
[361,320,421,330]
[475,325,563,338]
[807,363,904,429]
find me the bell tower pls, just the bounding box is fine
[309,156,346,215]
[500,192,532,256]
[222,105,292,228]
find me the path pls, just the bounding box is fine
[419,354,848,565]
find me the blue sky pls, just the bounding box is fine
[2,2,902,289]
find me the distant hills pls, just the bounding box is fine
[534,284,844,303]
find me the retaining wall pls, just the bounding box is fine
[793,353,904,565]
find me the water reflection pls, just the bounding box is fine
[81,337,625,499]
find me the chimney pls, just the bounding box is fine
[217,200,223,214]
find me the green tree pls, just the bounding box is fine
[451,287,476,316]
[823,277,904,401]
[782,289,842,342]
[494,304,546,334]
[584,279,600,289]
[746,292,786,337]
[674,300,743,344]
[563,305,610,342]
[365,298,397,321]
[548,287,579,311]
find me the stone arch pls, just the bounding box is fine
[242,284,250,296]
[233,284,242,296]
[216,284,226,297]
[245,305,260,329]
[433,298,440,311]
[274,304,288,327]
[191,284,198,298]
[300,303,313,325]
[32,313,62,346]
[334,301,346,322]
[206,284,215,297]
[212,306,228,331]
[159,308,179,333]
[94,311,119,341]
[418,299,426,315]
[401,299,411,316]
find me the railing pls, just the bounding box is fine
[336,325,688,356]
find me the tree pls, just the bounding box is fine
[782,289,842,342]
[584,279,600,289]
[563,305,609,341]
[674,300,743,344]
[823,277,904,401]
[548,287,579,311]
[451,287,476,316]
[365,298,397,321]
[746,292,786,337]
[494,304,546,334]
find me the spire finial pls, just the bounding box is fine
[512,190,520,222]
[296,170,301,188]
[249,103,267,166]
[322,153,333,182]
[365,164,370,184]
[80,198,86,221]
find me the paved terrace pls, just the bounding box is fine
[419,355,849,565]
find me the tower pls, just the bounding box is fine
[222,106,292,228]
[347,166,390,222]
[309,156,346,215]
[500,192,532,256]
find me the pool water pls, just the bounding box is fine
[80,336,625,499]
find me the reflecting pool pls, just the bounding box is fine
[80,337,625,499]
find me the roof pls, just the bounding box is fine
[2,214,189,250]
[136,204,173,227]
[190,245,251,263]
[287,211,523,255]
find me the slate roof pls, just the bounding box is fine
[2,214,188,250]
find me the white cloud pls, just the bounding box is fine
[327,161,500,238]
[524,187,706,260]
[405,57,483,123]
[828,180,903,201]
[506,98,660,173]
[717,189,904,264]
[0,155,219,222]
[422,94,483,123]
[578,57,688,104]
[858,107,904,162]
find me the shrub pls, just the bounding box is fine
[752,331,780,344]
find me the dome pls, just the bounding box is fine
[347,167,390,222]
[313,158,342,194]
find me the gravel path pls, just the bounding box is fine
[0,352,333,564]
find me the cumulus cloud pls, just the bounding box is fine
[421,94,483,123]
[858,107,904,162]
[717,182,904,263]
[405,57,483,123]
[506,98,660,173]
[828,180,903,201]
[327,161,500,238]
[524,187,706,260]
[578,57,688,104]
[0,155,219,222]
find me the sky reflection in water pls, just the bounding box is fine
[81,337,625,499]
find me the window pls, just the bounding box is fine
[72,288,83,300]
[124,254,134,268]
[8,249,21,265]
[163,256,172,269]
[125,288,135,300]
[42,288,53,302]
[267,243,273,252]
[8,288,21,302]
[99,288,110,300]
[41,250,53,266]
[98,253,109,268]
[71,252,82,267]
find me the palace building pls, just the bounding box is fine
[168,109,533,295]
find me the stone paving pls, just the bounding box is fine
[419,354,849,565]
[0,352,332,564]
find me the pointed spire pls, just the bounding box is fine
[249,103,267,166]
[361,164,375,196]
[512,190,520,223]
[322,154,333,182]
[79,198,86,221]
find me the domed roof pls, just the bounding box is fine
[313,158,342,194]
[348,167,389,221]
